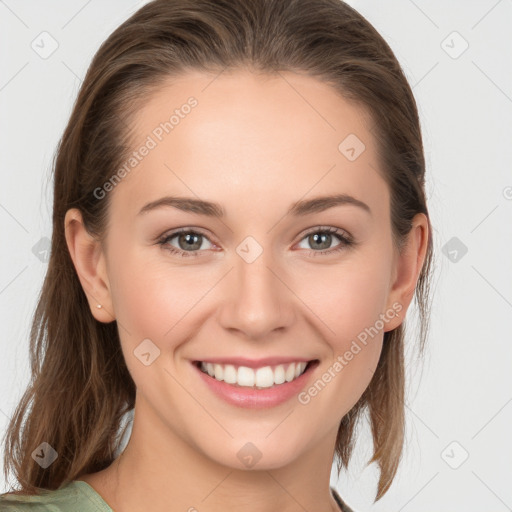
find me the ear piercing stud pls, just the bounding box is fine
[96,304,102,309]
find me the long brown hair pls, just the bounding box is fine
[2,0,434,502]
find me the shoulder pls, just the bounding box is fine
[0,480,112,511]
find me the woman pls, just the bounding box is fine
[1,0,433,510]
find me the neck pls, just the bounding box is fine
[86,397,341,512]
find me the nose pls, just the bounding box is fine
[217,248,296,340]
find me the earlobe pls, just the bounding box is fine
[385,213,429,331]
[64,208,115,323]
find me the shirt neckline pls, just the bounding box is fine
[74,480,351,512]
[73,480,113,511]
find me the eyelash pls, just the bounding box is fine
[157,226,355,258]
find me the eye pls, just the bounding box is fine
[157,229,214,257]
[157,226,354,259]
[296,227,354,256]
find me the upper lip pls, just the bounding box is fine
[193,357,317,369]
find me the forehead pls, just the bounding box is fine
[109,69,388,222]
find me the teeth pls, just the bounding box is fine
[223,364,237,384]
[214,364,223,381]
[274,365,286,384]
[285,363,295,382]
[255,366,274,388]
[237,366,255,387]
[199,361,309,388]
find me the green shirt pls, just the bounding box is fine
[0,480,354,511]
[0,481,112,511]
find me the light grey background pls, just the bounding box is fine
[1,1,511,510]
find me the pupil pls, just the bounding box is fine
[311,233,330,250]
[180,233,201,250]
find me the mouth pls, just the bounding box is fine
[193,359,320,390]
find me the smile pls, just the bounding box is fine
[195,360,317,389]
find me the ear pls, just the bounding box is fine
[384,213,429,332]
[64,208,115,323]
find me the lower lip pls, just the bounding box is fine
[192,361,319,409]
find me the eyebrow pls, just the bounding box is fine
[138,193,371,218]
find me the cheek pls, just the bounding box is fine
[295,264,390,416]
[106,251,205,395]
[292,244,393,394]
[106,244,203,364]
[297,250,393,341]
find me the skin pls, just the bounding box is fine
[65,69,429,512]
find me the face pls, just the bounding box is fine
[76,70,412,471]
